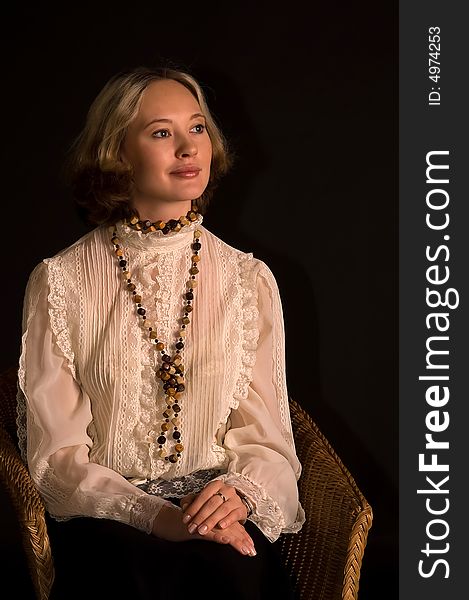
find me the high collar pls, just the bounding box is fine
[114,214,204,253]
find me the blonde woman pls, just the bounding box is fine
[18,65,305,599]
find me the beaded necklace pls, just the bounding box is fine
[111,206,202,465]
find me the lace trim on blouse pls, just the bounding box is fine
[217,252,260,433]
[213,471,299,542]
[43,256,77,379]
[31,458,170,534]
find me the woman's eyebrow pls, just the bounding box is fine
[144,113,206,128]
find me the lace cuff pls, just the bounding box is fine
[128,492,174,534]
[213,471,292,542]
[31,458,171,535]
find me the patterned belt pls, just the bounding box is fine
[136,469,224,498]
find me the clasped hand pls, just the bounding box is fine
[152,481,256,556]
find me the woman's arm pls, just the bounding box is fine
[18,262,173,534]
[182,260,305,542]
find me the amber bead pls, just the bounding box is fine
[115,249,123,257]
[156,343,165,351]
[188,211,197,221]
[192,254,201,263]
[133,295,142,304]
[184,305,193,313]
[182,317,190,325]
[175,443,184,453]
[190,267,199,275]
[163,410,171,419]
[194,230,202,238]
[111,236,119,245]
[149,331,158,339]
[127,283,136,292]
[161,422,170,431]
[130,216,139,225]
[158,448,168,458]
[173,354,182,364]
[171,417,180,426]
[167,388,176,396]
[180,216,189,226]
[174,392,183,400]
[161,372,170,381]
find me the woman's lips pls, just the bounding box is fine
[170,170,200,178]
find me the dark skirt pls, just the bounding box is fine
[46,511,296,600]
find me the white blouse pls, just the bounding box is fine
[17,214,305,542]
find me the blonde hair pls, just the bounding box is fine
[67,66,233,224]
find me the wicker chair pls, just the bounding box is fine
[0,365,372,600]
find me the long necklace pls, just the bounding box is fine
[111,208,202,465]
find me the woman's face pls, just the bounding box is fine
[121,79,212,207]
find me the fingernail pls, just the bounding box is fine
[221,536,230,543]
[198,524,208,535]
[249,548,257,557]
[182,514,191,523]
[219,520,226,528]
[241,546,250,555]
[188,523,197,534]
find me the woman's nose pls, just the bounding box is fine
[176,135,198,158]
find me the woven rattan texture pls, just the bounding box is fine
[0,367,54,600]
[279,400,373,600]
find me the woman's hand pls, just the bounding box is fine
[180,481,249,537]
[152,504,256,556]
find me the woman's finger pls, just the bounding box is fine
[183,483,245,532]
[203,523,256,556]
[182,480,226,520]
[180,493,196,514]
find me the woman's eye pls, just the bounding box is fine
[191,123,206,134]
[151,129,170,138]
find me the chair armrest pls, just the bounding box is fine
[279,400,373,600]
[0,427,54,600]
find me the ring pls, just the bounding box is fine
[215,492,227,502]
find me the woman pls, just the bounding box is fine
[17,65,305,599]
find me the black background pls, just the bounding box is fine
[1,3,397,598]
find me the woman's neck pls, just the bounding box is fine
[131,198,193,223]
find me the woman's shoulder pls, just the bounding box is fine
[26,226,106,283]
[47,226,107,261]
[202,226,273,281]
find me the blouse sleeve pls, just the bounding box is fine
[17,262,174,534]
[214,260,306,542]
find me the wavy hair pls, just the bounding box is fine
[66,65,234,225]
